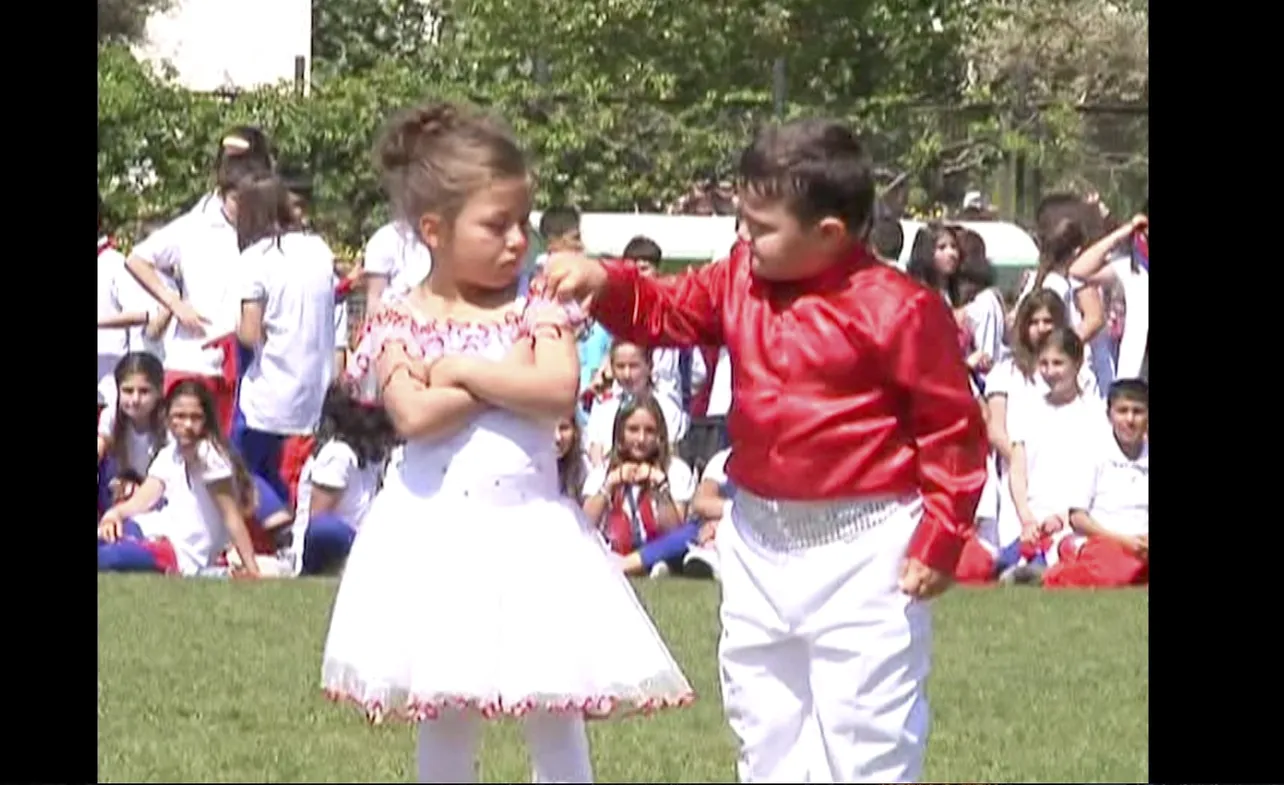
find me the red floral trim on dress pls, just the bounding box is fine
[344,287,588,403]
[322,687,696,725]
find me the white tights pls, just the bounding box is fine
[415,709,594,783]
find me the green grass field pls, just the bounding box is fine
[97,576,1147,783]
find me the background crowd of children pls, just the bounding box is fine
[96,123,1148,588]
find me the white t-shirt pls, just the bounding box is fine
[1019,271,1114,397]
[363,222,434,301]
[98,405,166,477]
[702,448,731,485]
[97,238,160,359]
[133,440,238,576]
[963,288,1008,364]
[132,196,244,377]
[706,349,733,417]
[584,390,689,456]
[985,357,1099,426]
[582,456,697,544]
[650,347,708,405]
[1007,394,1103,522]
[237,233,338,435]
[1068,432,1149,537]
[291,440,383,567]
[98,238,165,406]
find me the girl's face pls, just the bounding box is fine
[167,394,208,448]
[554,418,576,458]
[1038,347,1080,395]
[118,373,160,425]
[610,345,651,393]
[425,177,531,290]
[619,409,660,460]
[933,232,960,276]
[1025,307,1057,347]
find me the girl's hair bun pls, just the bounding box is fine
[378,101,464,173]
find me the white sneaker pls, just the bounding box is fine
[648,560,671,579]
[683,546,720,581]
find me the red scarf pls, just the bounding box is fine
[98,237,116,257]
[602,483,661,556]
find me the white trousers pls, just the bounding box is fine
[415,709,593,783]
[717,496,932,783]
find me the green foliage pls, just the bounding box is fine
[98,0,1147,245]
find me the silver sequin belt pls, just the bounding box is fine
[733,488,916,553]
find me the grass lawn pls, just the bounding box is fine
[98,576,1147,783]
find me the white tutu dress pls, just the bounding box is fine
[320,291,694,724]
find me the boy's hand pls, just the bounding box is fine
[899,558,953,600]
[544,252,608,312]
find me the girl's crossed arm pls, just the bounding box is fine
[380,342,487,441]
[431,303,580,421]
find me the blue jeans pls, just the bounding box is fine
[301,513,357,575]
[230,410,291,506]
[98,520,166,573]
[639,522,701,571]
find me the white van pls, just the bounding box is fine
[530,212,1039,290]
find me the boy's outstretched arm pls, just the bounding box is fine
[545,247,732,348]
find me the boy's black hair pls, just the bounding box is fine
[737,118,875,235]
[869,218,904,260]
[1108,378,1149,408]
[538,205,581,241]
[621,235,662,264]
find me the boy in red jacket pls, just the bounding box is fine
[546,119,987,783]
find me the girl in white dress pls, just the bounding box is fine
[319,101,693,784]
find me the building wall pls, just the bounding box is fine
[132,0,312,94]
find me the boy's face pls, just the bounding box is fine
[1109,397,1148,447]
[546,229,584,254]
[737,190,849,282]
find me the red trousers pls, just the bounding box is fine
[1043,537,1149,588]
[164,371,236,437]
[280,435,317,509]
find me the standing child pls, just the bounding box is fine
[1068,211,1149,382]
[97,380,260,577]
[123,132,275,435]
[97,197,167,416]
[97,353,168,515]
[319,101,692,784]
[547,118,987,783]
[290,381,395,576]
[231,174,338,503]
[1043,378,1149,588]
[1001,329,1103,584]
[1019,217,1112,397]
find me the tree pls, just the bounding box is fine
[311,0,443,82]
[99,0,173,44]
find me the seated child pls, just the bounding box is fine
[1000,329,1102,585]
[98,380,260,577]
[97,353,167,516]
[681,446,733,579]
[581,394,697,577]
[287,381,395,575]
[1043,378,1149,588]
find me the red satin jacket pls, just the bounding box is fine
[591,240,988,573]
